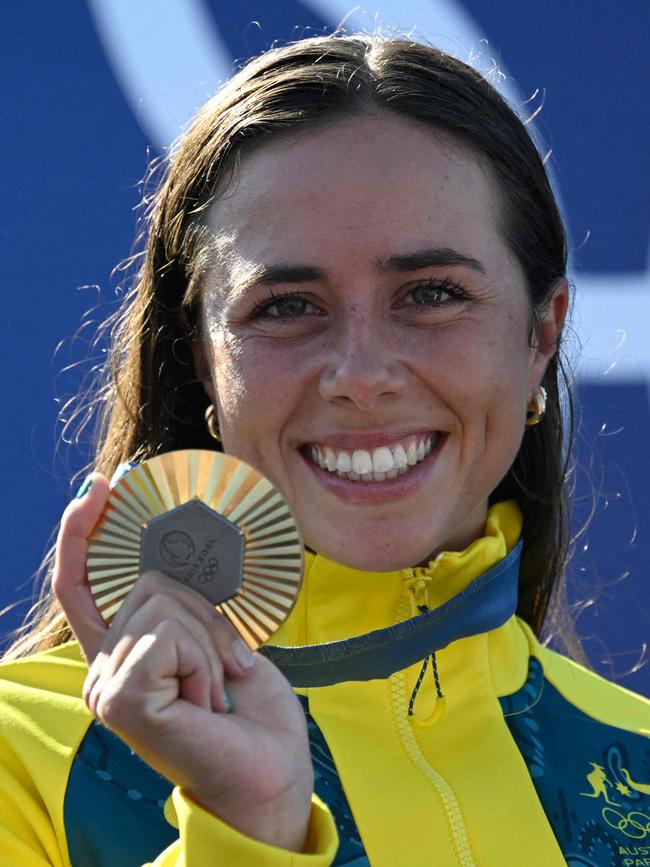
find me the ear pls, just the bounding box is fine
[528,278,570,395]
[180,310,217,405]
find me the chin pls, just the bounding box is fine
[314,534,436,573]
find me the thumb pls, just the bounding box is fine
[53,473,110,662]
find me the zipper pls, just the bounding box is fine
[392,572,476,866]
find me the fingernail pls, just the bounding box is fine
[223,686,234,713]
[233,639,255,671]
[75,475,93,499]
[110,461,138,488]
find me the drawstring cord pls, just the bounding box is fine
[404,573,445,718]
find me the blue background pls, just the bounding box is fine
[1,1,648,695]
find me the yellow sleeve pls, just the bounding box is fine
[0,648,88,867]
[0,644,338,866]
[146,790,338,866]
[0,758,65,866]
[0,742,337,867]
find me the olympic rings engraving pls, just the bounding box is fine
[602,807,650,839]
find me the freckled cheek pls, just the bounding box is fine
[211,344,312,447]
[414,331,494,400]
[458,338,529,474]
[420,329,526,438]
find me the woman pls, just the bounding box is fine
[1,34,648,866]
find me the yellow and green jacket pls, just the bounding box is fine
[1,502,649,866]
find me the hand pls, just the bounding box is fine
[53,473,313,852]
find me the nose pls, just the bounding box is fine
[318,316,404,409]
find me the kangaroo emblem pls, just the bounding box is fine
[580,763,621,805]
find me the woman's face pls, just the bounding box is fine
[197,112,567,571]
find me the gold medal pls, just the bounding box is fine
[86,450,304,649]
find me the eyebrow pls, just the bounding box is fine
[229,247,485,296]
[232,264,328,296]
[378,248,486,275]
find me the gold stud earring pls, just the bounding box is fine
[205,405,221,442]
[526,386,547,427]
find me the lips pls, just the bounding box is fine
[303,433,438,482]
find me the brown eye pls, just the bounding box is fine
[252,292,317,319]
[267,296,309,317]
[411,284,445,305]
[404,278,467,308]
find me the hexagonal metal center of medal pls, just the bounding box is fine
[140,498,245,605]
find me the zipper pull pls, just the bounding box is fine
[404,569,432,616]
[403,570,446,722]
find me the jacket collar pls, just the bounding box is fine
[261,501,523,688]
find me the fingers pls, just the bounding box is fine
[108,570,255,680]
[84,572,256,718]
[85,592,229,713]
[53,473,111,662]
[91,619,216,731]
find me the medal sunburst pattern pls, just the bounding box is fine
[87,450,304,649]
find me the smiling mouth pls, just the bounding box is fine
[302,433,439,482]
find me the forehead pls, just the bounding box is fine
[205,112,506,277]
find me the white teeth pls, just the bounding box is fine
[323,446,337,471]
[351,450,373,475]
[372,446,395,473]
[309,434,438,482]
[393,443,408,470]
[336,451,352,473]
[406,441,418,465]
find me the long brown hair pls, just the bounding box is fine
[4,34,582,662]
